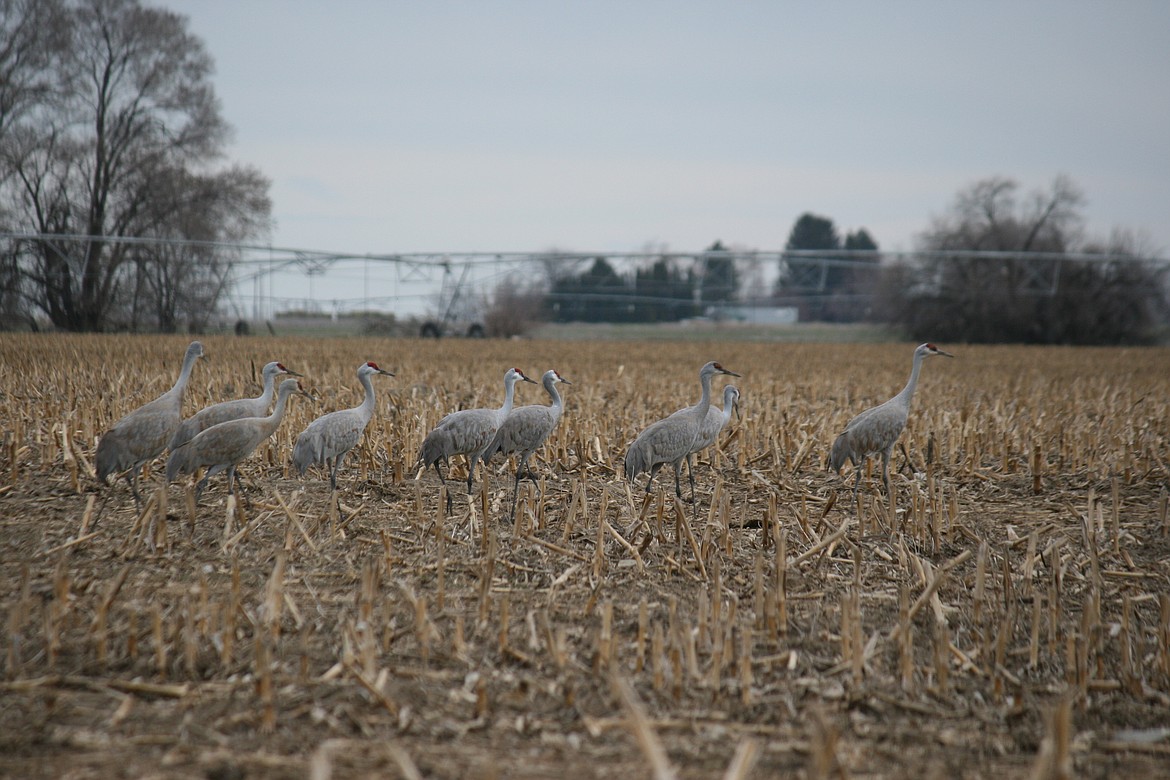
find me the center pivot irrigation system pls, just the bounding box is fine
[230,246,536,338]
[8,232,1163,337]
[219,245,879,336]
[213,244,887,335]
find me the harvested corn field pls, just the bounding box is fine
[1,334,1169,779]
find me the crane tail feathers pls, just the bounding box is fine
[829,432,850,472]
[95,432,125,482]
[416,433,445,471]
[291,439,314,476]
[623,442,647,482]
[95,444,113,483]
[164,449,187,483]
[481,439,501,466]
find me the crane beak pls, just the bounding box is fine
[722,368,741,378]
[379,369,395,377]
[522,374,538,384]
[283,367,304,377]
[937,349,955,358]
[733,398,742,421]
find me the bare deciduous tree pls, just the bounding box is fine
[882,176,1164,344]
[0,0,68,142]
[0,0,271,332]
[484,275,546,338]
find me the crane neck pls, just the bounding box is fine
[257,371,277,406]
[544,375,563,411]
[357,371,377,415]
[895,349,926,408]
[266,385,293,426]
[170,347,199,400]
[500,376,519,417]
[695,369,715,420]
[721,393,736,425]
[256,383,297,438]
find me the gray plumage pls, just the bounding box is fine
[416,367,537,509]
[95,341,205,504]
[829,342,954,503]
[624,361,740,502]
[691,384,741,454]
[292,361,394,490]
[169,361,301,451]
[483,369,571,518]
[683,384,741,478]
[166,378,311,502]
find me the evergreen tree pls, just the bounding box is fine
[699,240,739,311]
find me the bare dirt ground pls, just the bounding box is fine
[1,335,1168,779]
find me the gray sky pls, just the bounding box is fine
[156,0,1170,314]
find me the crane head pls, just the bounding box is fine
[276,362,303,377]
[263,361,302,379]
[550,369,572,385]
[921,343,955,358]
[704,361,741,378]
[278,378,314,401]
[508,367,538,384]
[361,361,395,377]
[726,385,742,420]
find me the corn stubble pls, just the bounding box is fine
[1,334,1169,778]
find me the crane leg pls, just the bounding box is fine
[432,461,452,513]
[466,455,478,495]
[125,472,143,508]
[685,454,696,506]
[644,463,664,494]
[194,474,211,502]
[228,466,251,508]
[508,469,522,521]
[881,450,892,501]
[196,463,224,503]
[508,454,534,522]
[851,462,863,508]
[235,467,252,503]
[330,452,348,492]
[516,455,542,488]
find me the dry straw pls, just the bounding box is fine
[1,335,1168,777]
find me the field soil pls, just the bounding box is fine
[1,335,1169,779]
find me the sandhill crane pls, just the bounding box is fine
[482,369,571,518]
[169,361,301,451]
[829,342,954,505]
[166,378,311,502]
[415,367,537,511]
[95,340,205,504]
[624,361,740,503]
[292,362,394,491]
[683,384,740,480]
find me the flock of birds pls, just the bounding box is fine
[94,341,954,514]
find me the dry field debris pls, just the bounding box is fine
[1,334,1169,779]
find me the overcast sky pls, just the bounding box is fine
[155,0,1170,314]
